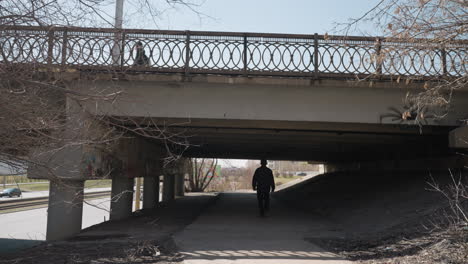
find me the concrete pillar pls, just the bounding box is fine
[46,179,84,241]
[143,175,160,209]
[110,177,134,220]
[162,173,175,202]
[175,172,185,197]
[134,177,142,211]
[449,126,468,149]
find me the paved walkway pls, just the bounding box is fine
[174,192,351,264]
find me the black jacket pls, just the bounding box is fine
[252,166,275,192]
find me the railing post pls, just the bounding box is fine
[120,32,126,69]
[243,34,248,76]
[47,29,54,66]
[375,38,383,76]
[441,47,447,76]
[185,31,191,77]
[314,33,319,79]
[61,29,68,66]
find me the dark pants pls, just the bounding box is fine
[256,191,270,216]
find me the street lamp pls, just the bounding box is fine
[112,0,124,65]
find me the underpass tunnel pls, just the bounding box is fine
[26,118,467,241]
[172,123,468,245]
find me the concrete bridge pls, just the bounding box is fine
[1,26,467,241]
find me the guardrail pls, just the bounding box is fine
[0,26,466,78]
[0,191,111,212]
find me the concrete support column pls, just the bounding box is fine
[449,126,468,149]
[162,173,175,202]
[175,172,185,197]
[110,177,134,220]
[46,179,84,241]
[143,175,160,209]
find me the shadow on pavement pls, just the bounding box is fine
[181,247,344,261]
[176,192,349,263]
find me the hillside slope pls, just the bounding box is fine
[275,169,467,263]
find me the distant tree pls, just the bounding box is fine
[187,158,218,192]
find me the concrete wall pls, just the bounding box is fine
[324,155,467,173]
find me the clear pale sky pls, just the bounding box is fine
[122,0,379,35]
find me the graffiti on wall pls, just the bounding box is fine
[82,148,121,178]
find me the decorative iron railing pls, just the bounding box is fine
[0,26,466,78]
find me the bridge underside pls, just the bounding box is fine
[29,74,467,242]
[122,117,453,162]
[70,74,466,163]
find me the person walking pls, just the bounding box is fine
[252,159,275,217]
[133,41,149,66]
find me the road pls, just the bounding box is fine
[0,197,112,254]
[0,187,111,201]
[0,186,165,255]
[175,192,350,264]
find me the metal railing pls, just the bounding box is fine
[0,26,466,78]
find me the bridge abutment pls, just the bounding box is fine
[324,155,467,173]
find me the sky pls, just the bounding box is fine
[219,159,247,168]
[121,0,380,35]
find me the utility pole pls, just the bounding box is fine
[115,0,124,29]
[112,0,124,65]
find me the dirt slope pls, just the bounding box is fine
[275,169,468,263]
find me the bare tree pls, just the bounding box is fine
[0,0,202,217]
[186,158,218,192]
[338,0,467,125]
[0,0,206,27]
[0,0,201,163]
[428,169,468,228]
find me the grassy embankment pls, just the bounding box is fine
[274,175,303,186]
[2,174,304,192]
[1,175,112,192]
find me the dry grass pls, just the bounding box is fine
[0,240,183,264]
[314,226,467,264]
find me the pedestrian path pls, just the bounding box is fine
[174,192,351,264]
